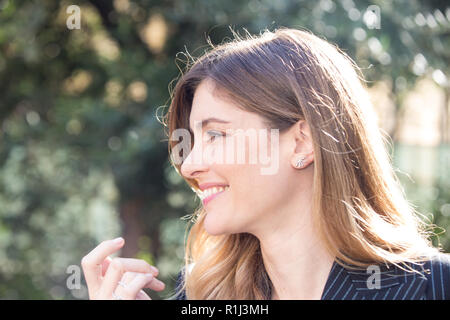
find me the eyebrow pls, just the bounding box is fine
[189,117,231,131]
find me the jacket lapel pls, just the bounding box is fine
[321,259,429,300]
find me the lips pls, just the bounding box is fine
[202,187,227,206]
[198,182,229,191]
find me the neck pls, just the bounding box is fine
[253,201,335,300]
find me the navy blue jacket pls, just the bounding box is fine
[172,253,450,300]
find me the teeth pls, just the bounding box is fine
[199,186,229,200]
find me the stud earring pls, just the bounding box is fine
[295,157,306,168]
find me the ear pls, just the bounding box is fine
[289,120,314,169]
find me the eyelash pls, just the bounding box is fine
[189,130,226,145]
[206,130,225,142]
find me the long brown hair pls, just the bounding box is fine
[162,27,441,299]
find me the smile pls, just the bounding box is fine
[199,186,229,206]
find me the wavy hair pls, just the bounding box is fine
[162,27,442,299]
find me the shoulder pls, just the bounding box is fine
[172,263,195,300]
[422,252,450,300]
[173,269,186,300]
[327,253,450,300]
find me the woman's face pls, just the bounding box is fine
[180,79,308,236]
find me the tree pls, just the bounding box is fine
[0,0,448,299]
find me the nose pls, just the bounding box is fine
[180,145,209,180]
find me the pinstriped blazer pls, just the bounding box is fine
[173,253,450,300]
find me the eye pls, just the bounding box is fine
[206,130,225,142]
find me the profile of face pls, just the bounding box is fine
[180,79,314,237]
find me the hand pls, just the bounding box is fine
[81,237,165,300]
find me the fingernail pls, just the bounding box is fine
[113,237,124,244]
[151,266,159,274]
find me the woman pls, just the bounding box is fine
[81,27,450,300]
[165,27,450,300]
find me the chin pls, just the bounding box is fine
[204,215,247,236]
[203,219,227,236]
[203,211,230,236]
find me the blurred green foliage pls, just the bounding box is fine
[0,0,449,299]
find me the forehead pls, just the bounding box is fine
[190,80,263,128]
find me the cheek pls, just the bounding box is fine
[206,131,289,207]
[230,165,271,208]
[225,135,283,200]
[238,162,292,210]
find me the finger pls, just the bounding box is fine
[117,273,156,300]
[102,256,113,277]
[108,271,138,300]
[143,275,166,292]
[136,290,151,300]
[81,238,124,294]
[108,258,159,276]
[120,271,137,284]
[120,271,165,292]
[97,258,158,298]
